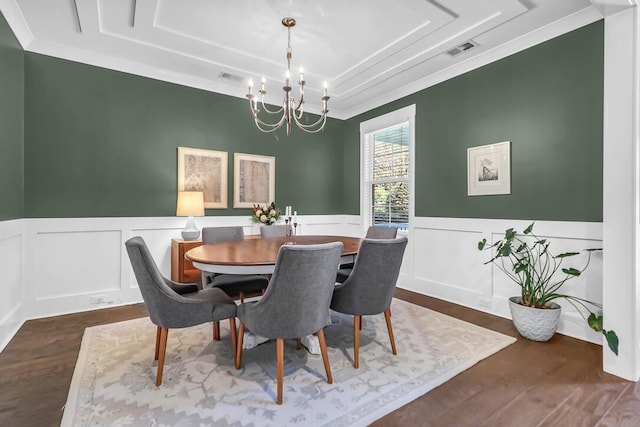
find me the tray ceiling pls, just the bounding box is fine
[0,0,631,119]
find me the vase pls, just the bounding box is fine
[508,296,561,342]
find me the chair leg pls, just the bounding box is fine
[353,315,361,369]
[235,323,245,369]
[316,329,333,384]
[239,292,245,303]
[213,321,220,340]
[276,337,284,405]
[154,325,161,361]
[296,338,302,350]
[384,309,397,355]
[156,327,168,386]
[229,317,237,355]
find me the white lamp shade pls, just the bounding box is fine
[176,191,205,217]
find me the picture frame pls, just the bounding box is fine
[177,147,228,209]
[233,153,275,208]
[467,141,511,196]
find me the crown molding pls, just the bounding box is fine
[0,0,33,49]
[335,5,605,120]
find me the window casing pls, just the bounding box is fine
[360,105,415,234]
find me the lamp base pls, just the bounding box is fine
[181,229,200,241]
[181,216,200,241]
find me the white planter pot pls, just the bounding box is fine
[508,296,561,342]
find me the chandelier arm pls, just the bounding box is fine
[260,97,284,114]
[253,111,287,131]
[291,112,328,133]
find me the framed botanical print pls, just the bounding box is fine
[233,153,275,208]
[178,147,228,208]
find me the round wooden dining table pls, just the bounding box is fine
[185,235,362,354]
[186,235,362,275]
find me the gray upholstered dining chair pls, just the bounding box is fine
[201,226,270,305]
[336,225,399,283]
[259,224,291,238]
[125,236,238,386]
[330,236,408,368]
[235,241,343,405]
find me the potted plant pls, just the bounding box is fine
[478,222,618,355]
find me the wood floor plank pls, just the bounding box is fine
[1,290,636,427]
[597,382,640,426]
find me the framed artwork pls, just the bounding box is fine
[233,153,275,208]
[467,141,511,196]
[177,147,228,208]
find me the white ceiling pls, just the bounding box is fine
[0,0,635,119]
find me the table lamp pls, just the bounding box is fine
[176,191,205,241]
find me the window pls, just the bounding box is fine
[361,105,415,233]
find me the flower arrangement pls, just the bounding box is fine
[252,202,281,225]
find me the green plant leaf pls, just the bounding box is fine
[505,228,516,240]
[588,312,603,332]
[498,243,512,257]
[478,239,486,250]
[556,252,580,258]
[516,243,527,252]
[562,267,581,276]
[514,262,527,274]
[604,330,619,355]
[523,223,534,234]
[584,248,603,252]
[535,239,547,245]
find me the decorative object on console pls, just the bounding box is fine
[176,191,205,241]
[245,17,330,136]
[283,207,298,241]
[478,222,618,355]
[251,202,281,225]
[467,141,510,196]
[233,153,275,208]
[177,146,227,208]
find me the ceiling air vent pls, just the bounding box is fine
[446,41,478,57]
[218,72,244,83]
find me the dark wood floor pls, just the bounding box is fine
[1,289,638,427]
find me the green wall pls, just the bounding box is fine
[343,21,604,222]
[14,20,604,221]
[24,54,345,217]
[0,13,24,220]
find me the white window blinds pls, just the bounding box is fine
[362,121,410,231]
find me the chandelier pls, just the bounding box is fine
[246,17,329,136]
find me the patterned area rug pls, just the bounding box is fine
[61,298,515,427]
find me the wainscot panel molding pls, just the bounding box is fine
[19,215,362,324]
[1,215,603,354]
[0,219,25,353]
[404,217,604,346]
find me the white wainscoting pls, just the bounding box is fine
[0,215,604,354]
[0,219,25,352]
[401,217,604,345]
[20,215,363,322]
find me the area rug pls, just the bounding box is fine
[61,298,516,427]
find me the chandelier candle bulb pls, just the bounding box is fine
[260,76,266,92]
